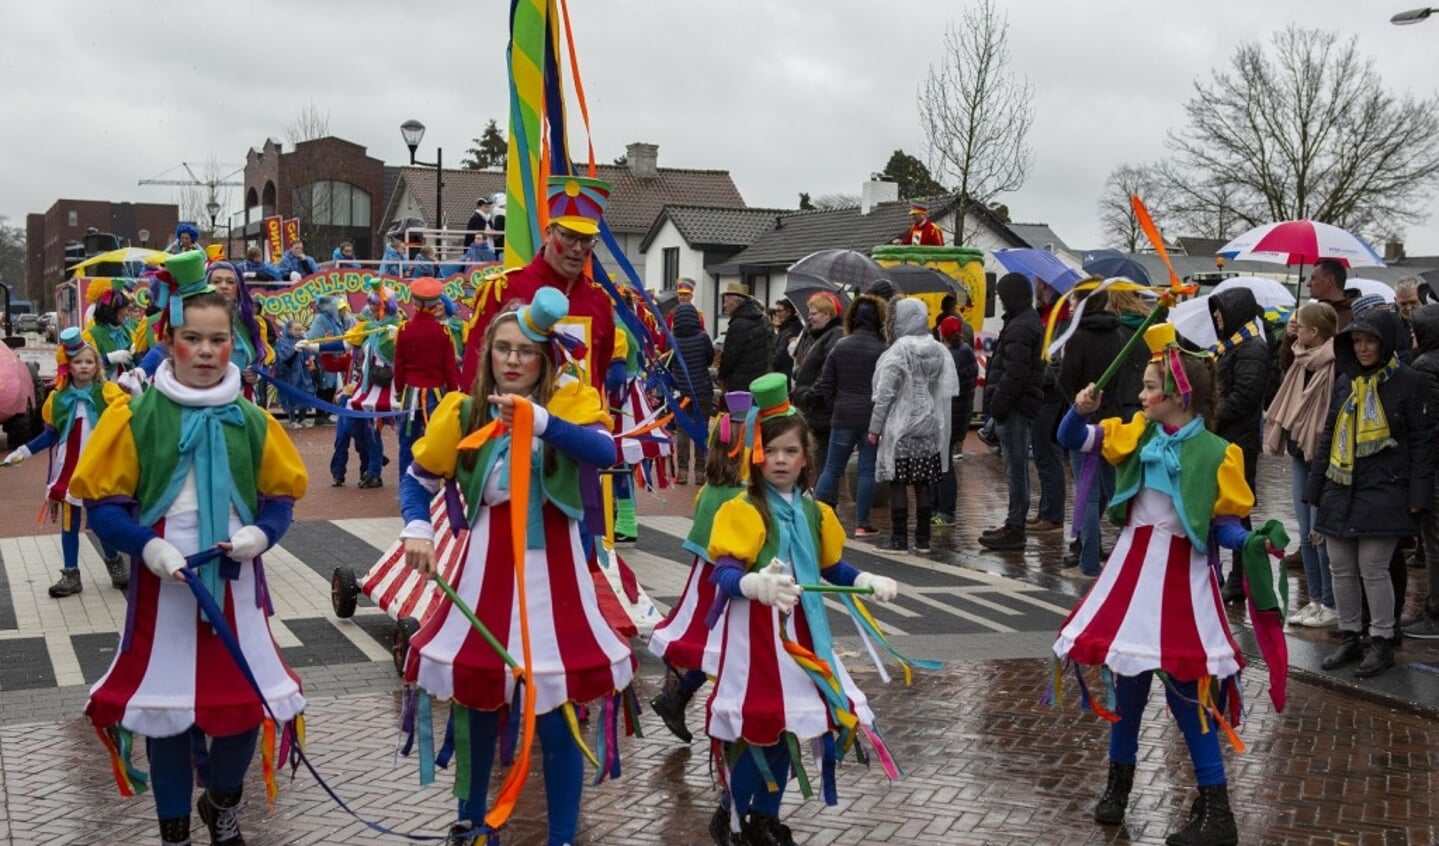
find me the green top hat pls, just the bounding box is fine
[748,373,794,418]
[165,249,208,287]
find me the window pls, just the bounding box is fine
[293,181,371,227]
[67,210,78,227]
[661,248,679,290]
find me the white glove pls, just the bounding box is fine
[106,349,133,366]
[224,525,270,561]
[290,271,302,282]
[854,572,898,602]
[141,537,187,580]
[739,559,803,614]
[3,446,30,465]
[295,340,315,351]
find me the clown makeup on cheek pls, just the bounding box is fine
[169,304,234,389]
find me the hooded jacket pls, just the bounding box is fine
[1058,306,1146,419]
[870,299,959,481]
[790,314,844,428]
[987,273,1044,421]
[1306,308,1433,538]
[1210,287,1272,454]
[771,312,804,380]
[718,297,771,391]
[1405,303,1439,460]
[666,304,715,412]
[815,294,889,431]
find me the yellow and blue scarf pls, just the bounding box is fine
[1327,355,1400,485]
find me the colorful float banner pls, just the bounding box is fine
[251,264,503,329]
[263,216,284,263]
[283,218,301,249]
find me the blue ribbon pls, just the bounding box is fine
[764,484,834,669]
[254,367,410,420]
[52,384,98,443]
[1137,416,1205,503]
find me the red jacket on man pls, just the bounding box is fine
[394,310,460,393]
[901,218,945,246]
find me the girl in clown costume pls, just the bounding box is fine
[1053,323,1282,846]
[3,328,131,597]
[647,390,752,744]
[704,373,907,846]
[84,281,136,380]
[70,250,308,846]
[398,287,634,846]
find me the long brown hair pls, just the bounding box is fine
[745,414,816,531]
[703,413,745,488]
[460,310,559,472]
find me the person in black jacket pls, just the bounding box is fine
[791,293,845,459]
[667,303,715,484]
[980,273,1045,550]
[1057,289,1148,575]
[769,298,803,382]
[931,315,978,528]
[1209,286,1273,602]
[717,283,771,393]
[1307,308,1434,677]
[1403,304,1439,639]
[813,294,889,537]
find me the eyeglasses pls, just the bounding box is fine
[553,228,597,250]
[492,342,544,362]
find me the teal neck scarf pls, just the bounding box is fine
[53,383,98,443]
[763,483,834,667]
[1138,416,1206,501]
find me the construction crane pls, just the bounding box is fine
[139,162,245,235]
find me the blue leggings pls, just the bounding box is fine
[61,503,116,570]
[147,728,259,821]
[1108,672,1225,787]
[456,708,583,846]
[727,742,791,819]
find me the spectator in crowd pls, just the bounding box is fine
[869,298,958,553]
[1266,301,1340,628]
[931,293,961,340]
[813,293,889,538]
[408,244,439,278]
[378,230,407,277]
[769,298,803,381]
[931,315,978,530]
[1394,276,1425,321]
[1405,303,1439,639]
[716,282,770,392]
[1209,287,1272,603]
[1308,308,1433,679]
[239,245,281,282]
[1280,259,1352,371]
[1031,280,1069,535]
[1057,288,1147,576]
[331,240,361,268]
[464,196,494,248]
[277,240,320,280]
[791,293,844,457]
[669,277,706,332]
[666,303,714,485]
[273,319,316,428]
[979,273,1044,551]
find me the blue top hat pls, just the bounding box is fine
[517,287,569,342]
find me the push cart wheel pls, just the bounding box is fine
[330,567,359,619]
[392,617,420,675]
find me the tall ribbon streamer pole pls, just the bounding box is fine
[505,0,548,269]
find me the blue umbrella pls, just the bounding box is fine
[1081,249,1153,285]
[993,248,1086,294]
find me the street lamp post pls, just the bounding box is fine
[205,199,221,240]
[400,119,444,243]
[1391,6,1438,23]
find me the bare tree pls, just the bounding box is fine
[282,99,331,146]
[1167,26,1439,238]
[917,0,1034,244]
[813,193,860,210]
[1097,164,1172,252]
[1158,165,1246,241]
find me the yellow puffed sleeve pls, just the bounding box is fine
[612,324,630,361]
[342,321,370,347]
[130,315,153,354]
[410,391,469,480]
[1213,442,1255,519]
[1099,412,1149,467]
[257,413,309,500]
[69,404,140,501]
[100,381,131,409]
[816,501,847,567]
[707,494,767,566]
[547,379,614,429]
[40,391,56,427]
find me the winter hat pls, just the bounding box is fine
[1351,294,1388,318]
[939,315,964,341]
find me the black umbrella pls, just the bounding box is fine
[783,272,852,320]
[788,249,887,289]
[1082,250,1152,285]
[882,264,965,299]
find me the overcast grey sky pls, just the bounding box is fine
[4,0,1437,254]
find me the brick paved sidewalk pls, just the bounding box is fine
[2,660,1434,845]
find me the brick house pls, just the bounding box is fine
[24,200,177,309]
[239,137,387,261]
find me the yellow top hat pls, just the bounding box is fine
[1143,323,1177,359]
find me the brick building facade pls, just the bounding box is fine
[24,200,177,309]
[241,137,386,261]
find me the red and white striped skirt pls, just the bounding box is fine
[647,556,720,671]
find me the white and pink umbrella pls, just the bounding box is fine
[1217,220,1386,268]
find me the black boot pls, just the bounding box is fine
[197,789,245,845]
[1354,635,1395,679]
[709,805,739,846]
[159,816,192,846]
[48,568,82,598]
[742,811,795,846]
[447,821,481,844]
[104,554,129,590]
[1164,783,1237,846]
[1093,762,1136,824]
[1321,630,1365,670]
[889,500,909,552]
[914,504,932,553]
[1219,567,1244,604]
[650,678,696,744]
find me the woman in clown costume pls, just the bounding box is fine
[1053,323,1283,846]
[84,281,136,380]
[398,287,634,846]
[3,328,131,597]
[704,373,907,846]
[70,250,308,846]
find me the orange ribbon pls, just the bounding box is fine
[1132,194,1183,292]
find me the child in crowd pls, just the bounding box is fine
[71,250,308,846]
[704,373,902,846]
[273,319,316,428]
[398,287,634,846]
[4,328,131,596]
[648,390,751,743]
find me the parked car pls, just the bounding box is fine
[15,313,39,334]
[39,312,57,343]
